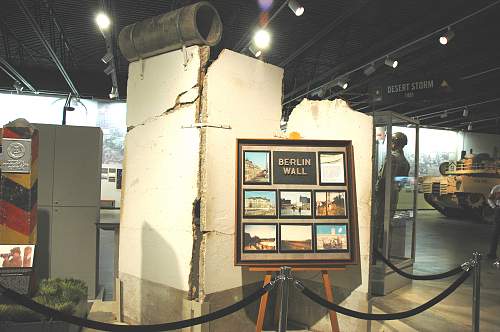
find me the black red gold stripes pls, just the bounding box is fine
[0,127,38,244]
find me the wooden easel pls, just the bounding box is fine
[250,266,345,332]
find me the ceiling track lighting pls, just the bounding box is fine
[288,0,304,16]
[248,43,262,57]
[109,86,118,99]
[95,12,111,31]
[101,52,113,64]
[467,122,473,131]
[363,63,376,76]
[103,63,115,75]
[439,27,455,45]
[13,80,24,93]
[253,29,271,50]
[384,57,398,69]
[440,111,448,119]
[336,79,348,89]
[463,107,469,117]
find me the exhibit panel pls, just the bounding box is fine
[235,139,360,266]
[371,111,419,296]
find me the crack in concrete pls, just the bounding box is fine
[126,84,200,133]
[202,230,233,236]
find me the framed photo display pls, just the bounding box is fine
[235,139,359,266]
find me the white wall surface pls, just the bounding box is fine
[459,131,500,157]
[126,46,202,128]
[101,163,122,208]
[200,50,283,295]
[119,47,204,292]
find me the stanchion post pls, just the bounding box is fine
[278,266,291,332]
[472,251,481,332]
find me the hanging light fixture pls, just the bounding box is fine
[467,122,473,131]
[463,107,469,117]
[363,63,376,76]
[95,12,111,31]
[288,0,304,16]
[384,57,398,68]
[336,78,348,89]
[439,28,455,45]
[253,29,271,50]
[249,44,262,57]
[109,86,118,99]
[13,80,23,93]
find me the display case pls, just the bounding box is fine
[370,111,419,295]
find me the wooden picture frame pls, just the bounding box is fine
[235,139,360,267]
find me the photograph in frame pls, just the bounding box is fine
[243,190,277,217]
[319,152,345,185]
[243,224,278,252]
[244,151,271,184]
[0,244,35,268]
[315,190,347,218]
[279,190,312,218]
[279,224,313,252]
[315,224,349,251]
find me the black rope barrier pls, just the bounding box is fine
[374,250,464,280]
[0,280,276,331]
[295,270,470,320]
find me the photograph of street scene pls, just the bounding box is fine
[316,224,348,251]
[315,191,347,217]
[244,151,271,183]
[280,224,313,251]
[279,191,312,217]
[243,224,277,252]
[244,190,277,217]
[319,152,345,184]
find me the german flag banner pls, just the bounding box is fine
[0,126,38,245]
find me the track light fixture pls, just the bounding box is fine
[336,79,348,89]
[467,122,473,131]
[248,44,262,57]
[104,64,115,75]
[95,12,111,31]
[109,86,118,99]
[384,57,398,68]
[363,63,376,76]
[13,80,23,93]
[440,111,448,119]
[463,107,469,117]
[253,29,271,50]
[101,52,113,64]
[288,0,304,16]
[439,28,455,45]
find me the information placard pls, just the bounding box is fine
[235,139,359,266]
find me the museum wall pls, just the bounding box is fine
[119,46,207,324]
[285,99,373,331]
[459,131,500,158]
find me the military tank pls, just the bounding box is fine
[421,151,500,223]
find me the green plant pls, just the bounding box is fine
[0,278,87,322]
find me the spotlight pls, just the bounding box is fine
[248,44,262,57]
[109,86,118,99]
[363,63,376,76]
[288,0,304,16]
[439,28,455,45]
[101,52,113,64]
[104,63,115,75]
[13,81,23,93]
[95,12,111,31]
[463,107,469,117]
[384,57,398,68]
[336,79,348,89]
[440,111,448,119]
[253,29,271,50]
[467,122,473,131]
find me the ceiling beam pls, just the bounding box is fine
[0,56,37,92]
[15,0,79,97]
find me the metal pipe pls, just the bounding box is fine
[118,2,222,62]
[472,251,481,332]
[278,266,291,332]
[15,0,79,97]
[0,56,37,93]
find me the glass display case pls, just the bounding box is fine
[370,111,420,296]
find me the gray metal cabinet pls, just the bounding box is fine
[35,124,102,298]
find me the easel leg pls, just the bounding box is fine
[322,271,340,332]
[256,273,272,332]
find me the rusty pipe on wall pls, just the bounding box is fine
[118,1,222,62]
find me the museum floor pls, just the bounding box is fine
[97,209,500,331]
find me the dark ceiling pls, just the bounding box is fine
[1,0,499,133]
